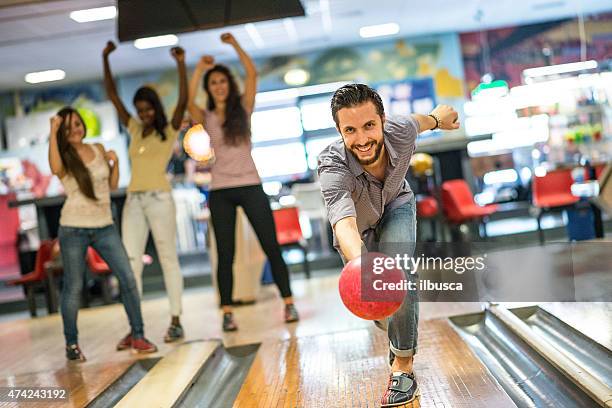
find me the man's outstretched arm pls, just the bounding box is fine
[334,217,363,261]
[412,105,460,133]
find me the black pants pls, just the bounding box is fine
[209,184,293,306]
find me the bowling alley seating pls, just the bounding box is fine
[0,193,20,269]
[6,239,58,317]
[272,206,311,278]
[416,195,440,241]
[531,168,579,244]
[86,248,113,305]
[440,179,498,239]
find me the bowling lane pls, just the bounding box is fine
[234,320,516,408]
[0,360,133,408]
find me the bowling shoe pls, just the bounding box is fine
[116,333,132,350]
[65,344,86,362]
[380,372,419,407]
[164,324,184,343]
[222,312,238,332]
[284,304,299,323]
[131,337,158,354]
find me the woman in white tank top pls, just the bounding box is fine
[48,107,157,361]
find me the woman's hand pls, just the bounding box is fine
[171,46,185,63]
[104,149,118,166]
[102,41,116,58]
[220,32,238,46]
[196,55,215,71]
[50,115,63,136]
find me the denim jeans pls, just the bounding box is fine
[58,224,144,345]
[366,196,419,358]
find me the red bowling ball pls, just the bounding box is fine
[338,252,407,320]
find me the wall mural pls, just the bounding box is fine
[460,12,612,94]
[253,33,465,100]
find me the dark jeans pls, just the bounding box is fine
[58,224,144,345]
[209,184,293,306]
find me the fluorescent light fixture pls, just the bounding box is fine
[301,101,336,131]
[284,69,310,86]
[251,107,303,142]
[252,143,308,178]
[245,23,264,49]
[359,23,399,39]
[283,18,298,42]
[483,169,518,185]
[262,181,282,196]
[279,195,297,206]
[320,0,332,33]
[255,81,350,105]
[534,166,547,177]
[134,34,178,49]
[24,69,65,84]
[70,6,116,23]
[474,191,495,206]
[523,60,597,78]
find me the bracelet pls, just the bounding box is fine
[428,114,440,130]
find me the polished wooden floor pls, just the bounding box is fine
[235,320,516,407]
[0,270,608,407]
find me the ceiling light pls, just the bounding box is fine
[24,69,65,84]
[134,34,178,50]
[245,23,264,49]
[283,18,298,42]
[70,6,116,23]
[319,0,332,34]
[359,23,399,39]
[255,81,350,105]
[523,60,597,78]
[284,69,310,86]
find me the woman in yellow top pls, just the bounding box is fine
[103,41,188,344]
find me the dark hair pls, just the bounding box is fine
[331,84,385,127]
[55,107,97,200]
[203,64,250,146]
[133,86,168,141]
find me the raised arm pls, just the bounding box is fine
[221,32,257,114]
[170,47,188,130]
[412,105,460,133]
[102,41,130,127]
[48,115,65,178]
[188,55,214,125]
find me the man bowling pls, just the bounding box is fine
[318,84,459,406]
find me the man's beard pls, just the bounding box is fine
[349,139,384,166]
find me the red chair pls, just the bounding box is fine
[272,207,310,278]
[441,180,498,239]
[0,193,20,268]
[594,164,605,180]
[86,248,113,304]
[416,195,439,241]
[532,169,578,243]
[6,240,58,317]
